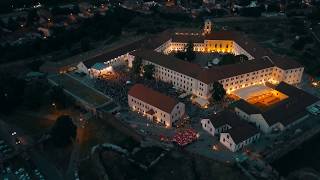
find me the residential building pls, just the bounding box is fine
[234,82,320,133]
[220,124,260,152]
[201,110,260,152]
[128,84,185,127]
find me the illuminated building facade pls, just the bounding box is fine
[128,84,185,127]
[77,19,304,100]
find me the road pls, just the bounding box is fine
[65,131,81,179]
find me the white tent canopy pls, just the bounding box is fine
[232,84,272,100]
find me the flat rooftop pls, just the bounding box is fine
[49,74,111,107]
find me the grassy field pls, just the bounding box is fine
[78,116,140,156]
[49,74,111,107]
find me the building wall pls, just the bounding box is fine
[156,39,172,54]
[171,102,185,123]
[200,119,216,136]
[128,95,185,127]
[218,67,274,93]
[204,40,233,53]
[234,107,271,133]
[220,132,260,152]
[105,53,129,67]
[220,133,236,152]
[128,95,172,127]
[232,42,255,60]
[129,51,304,100]
[76,62,89,74]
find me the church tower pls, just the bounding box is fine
[203,19,213,35]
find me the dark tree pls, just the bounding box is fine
[240,7,262,17]
[7,17,19,31]
[51,115,77,147]
[132,57,142,74]
[27,60,44,71]
[143,64,155,80]
[50,86,67,109]
[185,42,196,62]
[27,9,39,26]
[80,38,91,52]
[236,54,248,63]
[23,80,49,109]
[0,74,26,114]
[211,82,226,101]
[174,51,186,60]
[220,54,237,65]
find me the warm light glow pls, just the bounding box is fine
[106,66,113,72]
[212,145,218,151]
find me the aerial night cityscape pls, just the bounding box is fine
[0,0,320,180]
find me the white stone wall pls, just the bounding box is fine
[218,67,274,93]
[235,107,271,133]
[128,94,185,127]
[220,132,260,152]
[128,95,172,127]
[76,62,89,74]
[232,42,255,60]
[201,119,216,136]
[171,102,185,123]
[220,133,236,152]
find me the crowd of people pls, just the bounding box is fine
[94,66,131,106]
[94,65,182,109]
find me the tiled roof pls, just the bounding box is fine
[197,58,274,84]
[83,30,173,68]
[131,49,274,84]
[209,110,259,144]
[227,123,259,144]
[171,34,205,43]
[130,50,203,79]
[270,55,303,70]
[83,39,144,68]
[128,84,179,114]
[208,110,242,128]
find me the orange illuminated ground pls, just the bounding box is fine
[246,90,288,109]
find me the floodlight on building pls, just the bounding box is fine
[212,145,218,151]
[196,133,200,138]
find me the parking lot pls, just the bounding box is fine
[1,159,46,180]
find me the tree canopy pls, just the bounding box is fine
[143,64,155,80]
[0,73,26,114]
[173,42,196,62]
[219,54,248,65]
[185,42,196,62]
[132,57,142,75]
[23,80,49,109]
[211,82,226,101]
[51,115,77,147]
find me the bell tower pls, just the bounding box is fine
[203,19,213,35]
